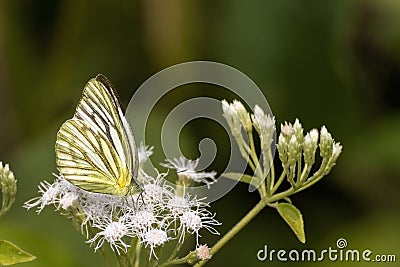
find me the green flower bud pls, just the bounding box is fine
[324,142,343,173]
[222,100,242,138]
[319,126,333,159]
[303,129,319,165]
[287,135,301,166]
[232,100,252,132]
[0,162,17,218]
[277,134,289,167]
[280,122,294,140]
[293,119,304,152]
[251,105,276,153]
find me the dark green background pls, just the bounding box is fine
[1,1,399,266]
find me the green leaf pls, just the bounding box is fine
[276,203,306,243]
[0,240,36,265]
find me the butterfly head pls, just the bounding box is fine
[126,182,143,196]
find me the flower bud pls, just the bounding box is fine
[293,119,304,144]
[277,134,289,167]
[232,100,252,132]
[324,142,343,173]
[287,135,301,166]
[303,129,319,165]
[0,162,17,217]
[319,126,333,159]
[196,244,211,261]
[222,100,242,138]
[252,105,276,152]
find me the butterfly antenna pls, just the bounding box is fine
[139,191,145,209]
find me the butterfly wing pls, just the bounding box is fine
[55,75,141,196]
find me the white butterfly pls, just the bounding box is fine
[55,74,141,196]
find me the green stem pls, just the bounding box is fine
[298,164,311,185]
[248,134,264,179]
[247,134,266,197]
[115,254,126,267]
[133,239,141,267]
[0,194,10,218]
[97,247,114,267]
[80,218,115,266]
[264,148,275,196]
[297,174,325,193]
[159,251,195,266]
[267,187,296,203]
[235,135,249,160]
[194,198,269,267]
[271,167,287,194]
[165,233,184,264]
[296,158,302,185]
[236,138,258,177]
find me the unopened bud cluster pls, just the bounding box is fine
[222,100,275,173]
[222,99,342,198]
[0,162,17,217]
[277,120,342,186]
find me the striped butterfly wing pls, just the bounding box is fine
[55,74,141,196]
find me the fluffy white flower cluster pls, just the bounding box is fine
[24,144,220,258]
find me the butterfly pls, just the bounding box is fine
[55,74,142,197]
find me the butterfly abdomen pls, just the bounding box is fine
[118,167,130,189]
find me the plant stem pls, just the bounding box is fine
[271,168,287,194]
[133,238,141,267]
[159,251,195,266]
[82,220,114,267]
[194,198,268,267]
[165,233,184,264]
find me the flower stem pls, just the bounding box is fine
[159,251,195,266]
[165,232,184,264]
[194,198,268,267]
[131,237,141,267]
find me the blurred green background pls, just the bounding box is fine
[1,0,399,266]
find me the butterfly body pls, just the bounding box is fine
[55,74,141,197]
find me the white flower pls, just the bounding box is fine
[24,176,78,213]
[129,208,157,233]
[138,142,154,165]
[142,228,169,259]
[181,211,202,231]
[58,191,79,210]
[26,158,221,260]
[167,195,191,216]
[88,216,132,254]
[24,181,59,213]
[142,172,173,205]
[179,208,220,244]
[161,157,217,188]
